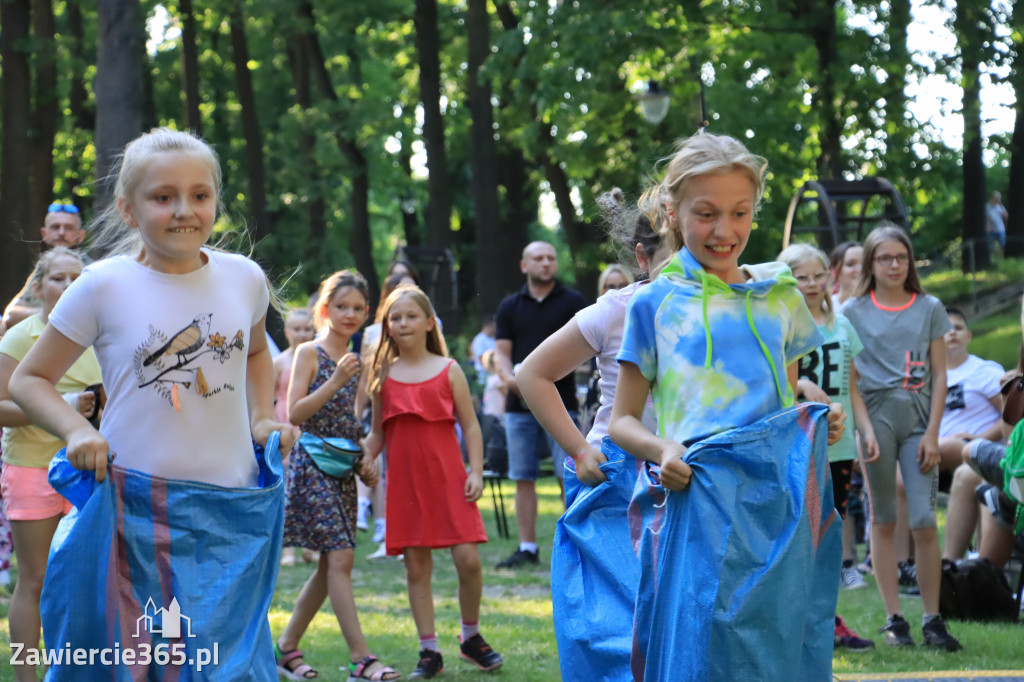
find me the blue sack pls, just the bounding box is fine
[630,404,841,682]
[42,433,285,681]
[552,437,643,682]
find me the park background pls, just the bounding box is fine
[0,0,1022,327]
[1,0,1024,678]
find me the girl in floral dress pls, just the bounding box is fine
[275,269,399,681]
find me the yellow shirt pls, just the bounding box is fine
[0,314,102,468]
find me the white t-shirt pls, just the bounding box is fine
[940,353,1005,438]
[471,331,496,375]
[575,281,657,446]
[482,373,505,417]
[49,249,270,487]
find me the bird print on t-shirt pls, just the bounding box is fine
[135,313,246,409]
[142,314,212,367]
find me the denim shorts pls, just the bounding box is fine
[504,411,575,481]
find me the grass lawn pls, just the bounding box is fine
[1,479,1021,680]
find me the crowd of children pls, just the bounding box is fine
[1,125,1017,681]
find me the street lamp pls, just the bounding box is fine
[638,80,670,125]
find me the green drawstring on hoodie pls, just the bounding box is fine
[695,268,787,406]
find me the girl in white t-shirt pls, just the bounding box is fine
[516,189,668,681]
[8,128,298,677]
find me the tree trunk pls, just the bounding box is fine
[66,0,93,132]
[414,0,452,248]
[93,0,144,211]
[31,0,58,213]
[298,1,379,307]
[0,0,36,305]
[1004,0,1024,258]
[180,0,203,136]
[229,5,270,242]
[467,0,504,317]
[286,36,327,260]
[64,0,92,199]
[956,1,990,271]
[493,1,543,296]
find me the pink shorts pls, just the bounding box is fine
[0,463,73,521]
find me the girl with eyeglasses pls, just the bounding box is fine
[778,242,879,652]
[842,224,962,651]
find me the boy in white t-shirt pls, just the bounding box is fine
[937,308,1005,469]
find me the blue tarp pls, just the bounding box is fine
[552,437,643,681]
[42,434,285,681]
[630,403,841,682]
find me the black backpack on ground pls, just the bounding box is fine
[939,557,1018,622]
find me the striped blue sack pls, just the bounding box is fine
[552,437,643,682]
[42,433,284,681]
[630,403,841,682]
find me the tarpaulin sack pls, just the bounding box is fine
[552,437,643,682]
[630,404,841,682]
[42,432,285,681]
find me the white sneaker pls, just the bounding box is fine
[372,520,386,544]
[367,543,388,560]
[841,564,867,589]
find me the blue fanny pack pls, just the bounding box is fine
[299,432,362,479]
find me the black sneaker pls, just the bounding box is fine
[878,614,915,647]
[976,483,1017,531]
[897,559,918,587]
[409,649,444,679]
[922,616,963,652]
[495,548,539,569]
[459,634,504,672]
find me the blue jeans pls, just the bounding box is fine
[504,411,575,481]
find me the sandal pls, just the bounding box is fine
[348,654,401,681]
[276,643,318,680]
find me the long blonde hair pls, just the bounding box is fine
[777,243,834,327]
[90,128,223,259]
[367,286,448,395]
[653,133,768,254]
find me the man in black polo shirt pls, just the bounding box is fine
[494,241,587,568]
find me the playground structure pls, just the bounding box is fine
[782,178,909,251]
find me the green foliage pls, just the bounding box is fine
[8,0,1019,312]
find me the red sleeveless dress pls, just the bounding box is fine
[382,360,488,555]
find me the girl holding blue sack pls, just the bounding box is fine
[9,128,298,680]
[608,132,845,681]
[515,188,668,681]
[275,269,400,681]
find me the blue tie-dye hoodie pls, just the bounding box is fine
[617,247,823,446]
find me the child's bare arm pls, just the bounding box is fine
[849,360,879,462]
[517,320,604,484]
[361,392,385,458]
[918,336,947,472]
[9,325,110,480]
[450,362,484,502]
[248,316,298,454]
[609,362,690,490]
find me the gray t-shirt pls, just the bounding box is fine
[843,292,951,403]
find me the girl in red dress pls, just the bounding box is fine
[364,285,503,679]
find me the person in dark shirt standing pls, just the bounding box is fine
[494,241,587,569]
